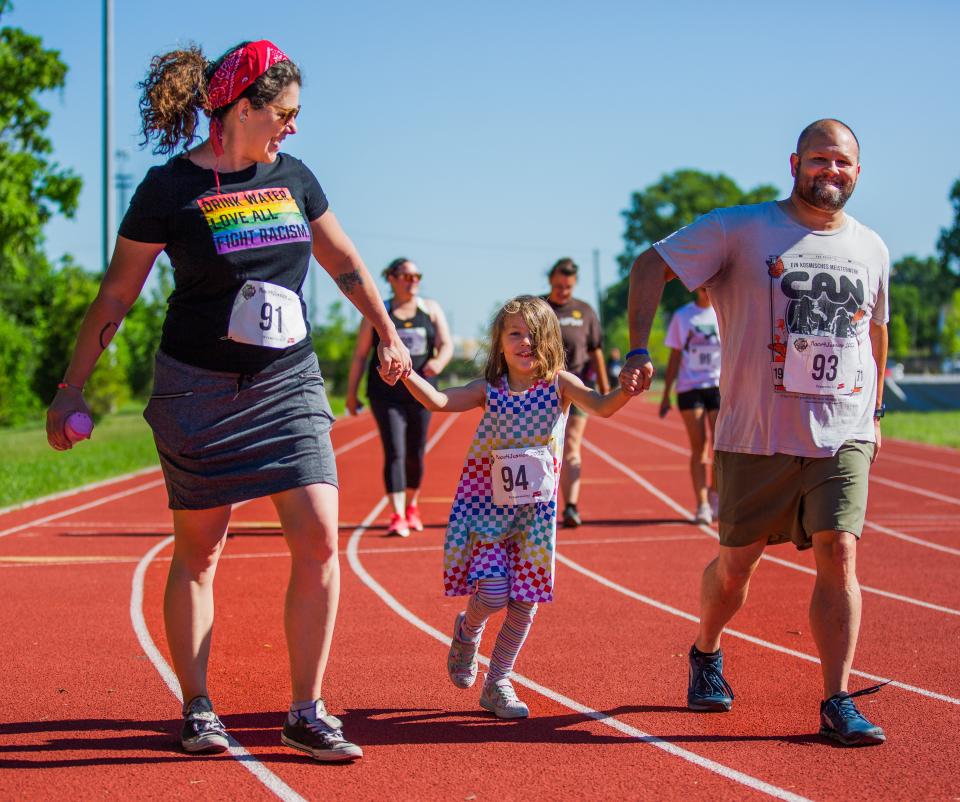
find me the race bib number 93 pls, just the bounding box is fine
[782,333,863,396]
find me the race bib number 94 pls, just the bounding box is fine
[491,446,555,506]
[782,333,863,396]
[226,281,307,349]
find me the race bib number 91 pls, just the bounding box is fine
[226,281,307,349]
[491,446,555,506]
[782,333,862,396]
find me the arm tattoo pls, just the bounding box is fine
[99,322,119,350]
[335,270,363,295]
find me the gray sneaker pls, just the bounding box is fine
[281,701,362,762]
[447,612,479,689]
[180,695,229,754]
[479,677,529,719]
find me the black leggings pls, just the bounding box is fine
[369,399,432,493]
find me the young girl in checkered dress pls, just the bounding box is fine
[401,295,632,717]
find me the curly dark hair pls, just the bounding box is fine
[138,41,302,155]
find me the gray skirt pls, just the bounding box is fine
[144,349,338,510]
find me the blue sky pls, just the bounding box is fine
[11,0,959,340]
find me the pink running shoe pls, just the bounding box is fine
[387,513,410,537]
[405,504,424,532]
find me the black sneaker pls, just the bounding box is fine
[281,702,363,762]
[180,695,229,754]
[819,683,888,746]
[563,505,582,528]
[687,645,734,712]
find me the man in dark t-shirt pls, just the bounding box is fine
[542,258,609,527]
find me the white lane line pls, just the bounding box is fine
[0,479,167,540]
[582,438,960,618]
[556,552,960,707]
[0,466,161,517]
[870,475,960,507]
[127,419,381,802]
[591,418,960,569]
[130,536,307,802]
[579,439,960,705]
[862,520,960,557]
[4,535,710,570]
[879,452,960,477]
[345,419,812,802]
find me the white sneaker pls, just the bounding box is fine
[479,677,529,719]
[708,489,720,519]
[694,502,713,525]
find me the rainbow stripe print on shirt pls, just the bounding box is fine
[197,187,310,255]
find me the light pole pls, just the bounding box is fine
[102,0,114,273]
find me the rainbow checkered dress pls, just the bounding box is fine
[443,376,566,603]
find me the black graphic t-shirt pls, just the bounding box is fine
[119,153,328,374]
[542,296,602,378]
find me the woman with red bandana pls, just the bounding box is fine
[45,40,410,762]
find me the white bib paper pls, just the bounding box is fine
[398,326,428,357]
[491,446,555,506]
[688,342,721,370]
[226,281,307,349]
[782,332,862,396]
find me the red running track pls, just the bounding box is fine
[1,403,959,801]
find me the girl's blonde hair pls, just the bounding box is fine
[484,295,566,384]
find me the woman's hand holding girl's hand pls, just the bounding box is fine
[45,387,91,452]
[376,338,412,386]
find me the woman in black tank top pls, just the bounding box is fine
[347,258,453,536]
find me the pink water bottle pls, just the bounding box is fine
[64,412,94,443]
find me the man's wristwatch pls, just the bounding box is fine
[873,403,886,420]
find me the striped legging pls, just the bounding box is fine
[459,576,537,684]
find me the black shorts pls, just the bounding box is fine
[677,386,720,411]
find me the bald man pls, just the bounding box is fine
[620,119,889,746]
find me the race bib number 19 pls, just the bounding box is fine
[491,446,555,506]
[782,333,862,396]
[226,281,307,349]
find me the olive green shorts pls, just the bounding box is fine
[714,440,874,550]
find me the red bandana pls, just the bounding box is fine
[207,40,290,157]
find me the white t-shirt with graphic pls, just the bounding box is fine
[665,302,722,394]
[654,201,889,458]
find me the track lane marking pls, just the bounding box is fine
[0,479,167,540]
[345,414,813,802]
[127,419,380,802]
[592,416,960,565]
[581,436,960,617]
[579,438,960,705]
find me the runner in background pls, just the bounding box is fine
[347,258,452,536]
[659,287,721,524]
[542,258,608,527]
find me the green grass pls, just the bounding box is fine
[0,410,159,509]
[882,410,960,450]
[0,394,349,509]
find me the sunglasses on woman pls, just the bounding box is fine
[394,273,422,283]
[268,103,301,125]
